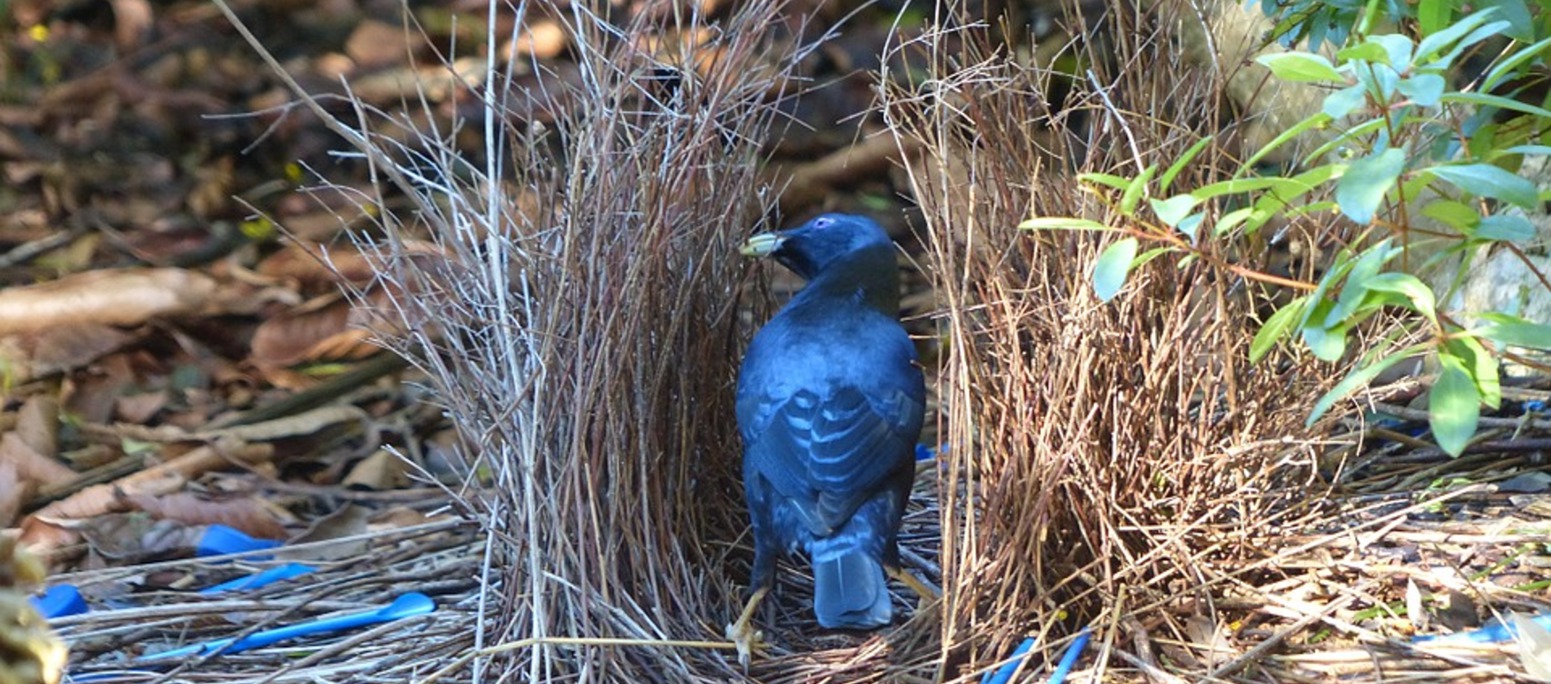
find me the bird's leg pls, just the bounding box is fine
[724,585,769,668]
[887,564,941,603]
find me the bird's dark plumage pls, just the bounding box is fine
[734,213,925,630]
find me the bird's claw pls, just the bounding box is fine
[724,621,766,668]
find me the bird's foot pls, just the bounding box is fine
[724,618,766,668]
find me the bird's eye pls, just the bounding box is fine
[813,217,834,229]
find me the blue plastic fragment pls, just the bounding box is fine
[1525,399,1546,412]
[196,524,282,559]
[980,627,1092,684]
[1413,612,1551,645]
[1049,627,1092,684]
[137,592,436,661]
[915,444,934,461]
[981,636,1035,684]
[198,563,317,595]
[31,585,88,619]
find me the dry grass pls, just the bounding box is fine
[878,1,1349,680]
[176,0,1551,681]
[327,4,804,681]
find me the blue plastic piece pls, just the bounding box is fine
[1526,399,1546,412]
[31,585,88,619]
[915,444,935,461]
[980,627,1092,684]
[137,592,436,661]
[1049,627,1092,684]
[196,525,281,559]
[198,563,317,595]
[982,636,1035,684]
[1413,612,1551,644]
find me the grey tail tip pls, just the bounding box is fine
[811,548,892,630]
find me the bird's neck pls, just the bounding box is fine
[799,245,901,314]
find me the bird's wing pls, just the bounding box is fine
[739,384,922,536]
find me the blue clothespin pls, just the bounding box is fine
[137,592,436,661]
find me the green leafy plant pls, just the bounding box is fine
[1025,8,1551,455]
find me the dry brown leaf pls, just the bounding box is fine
[0,432,75,490]
[14,394,58,458]
[0,324,133,384]
[20,442,274,552]
[122,492,287,540]
[280,503,369,561]
[250,295,380,369]
[74,513,201,563]
[0,268,217,334]
[112,390,167,424]
[0,461,27,528]
[341,449,407,490]
[256,241,378,290]
[345,19,413,69]
[369,506,446,530]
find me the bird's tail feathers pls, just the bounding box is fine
[808,535,891,629]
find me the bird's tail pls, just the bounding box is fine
[807,534,891,629]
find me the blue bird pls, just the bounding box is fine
[726,213,930,665]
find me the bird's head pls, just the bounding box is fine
[740,214,895,282]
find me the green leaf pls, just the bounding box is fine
[1242,114,1333,170]
[1121,165,1157,215]
[1150,195,1200,228]
[1328,241,1395,326]
[1251,295,1309,363]
[1308,344,1430,424]
[1415,0,1454,37]
[1476,313,1551,349]
[1484,35,1551,91]
[1477,214,1535,242]
[1256,53,1346,83]
[1430,355,1481,457]
[1337,41,1391,63]
[1078,173,1133,191]
[1421,199,1479,232]
[1448,335,1501,409]
[1192,177,1293,200]
[1176,213,1204,240]
[1477,0,1532,41]
[1134,246,1173,270]
[1442,91,1551,120]
[1398,73,1446,107]
[1416,7,1499,63]
[1430,163,1538,209]
[1093,237,1139,302]
[1303,319,1350,361]
[1502,145,1551,156]
[1363,272,1437,321]
[1336,148,1406,224]
[1367,34,1416,71]
[1159,136,1213,194]
[1020,217,1112,231]
[1323,85,1368,119]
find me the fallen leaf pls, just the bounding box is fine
[0,268,217,334]
[280,503,370,561]
[342,449,407,490]
[14,393,58,457]
[122,492,288,540]
[0,432,76,490]
[0,461,27,527]
[0,324,133,384]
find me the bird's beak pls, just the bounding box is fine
[739,232,785,257]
